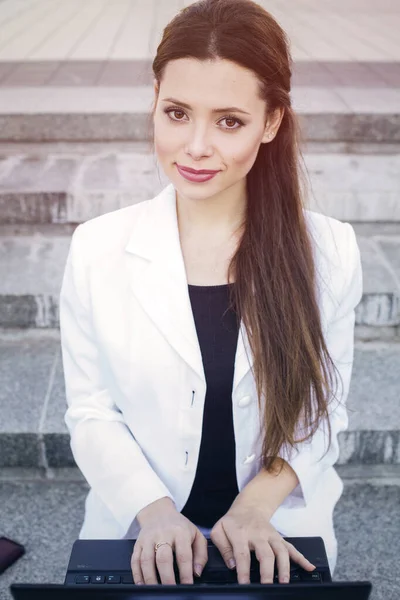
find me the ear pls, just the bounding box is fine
[262,106,285,143]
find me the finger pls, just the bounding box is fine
[284,541,316,571]
[269,540,290,584]
[212,523,250,584]
[174,534,194,585]
[211,525,237,571]
[154,541,175,585]
[233,542,252,585]
[192,530,208,577]
[254,542,275,584]
[131,543,145,585]
[141,542,161,585]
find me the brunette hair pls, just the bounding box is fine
[147,0,343,476]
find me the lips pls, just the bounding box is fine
[176,164,220,175]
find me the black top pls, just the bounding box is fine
[180,283,240,527]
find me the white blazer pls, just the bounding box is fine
[59,182,363,572]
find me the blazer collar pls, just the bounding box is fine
[124,183,253,393]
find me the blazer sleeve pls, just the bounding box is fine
[59,224,175,536]
[277,222,363,506]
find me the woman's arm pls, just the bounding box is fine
[275,222,363,507]
[234,223,363,513]
[231,458,299,519]
[60,224,175,536]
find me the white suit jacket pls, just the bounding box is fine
[59,182,363,566]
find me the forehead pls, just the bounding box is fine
[160,58,262,109]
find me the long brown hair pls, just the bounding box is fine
[147,0,343,477]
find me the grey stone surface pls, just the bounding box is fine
[301,114,400,144]
[44,433,75,468]
[0,330,59,466]
[333,88,400,114]
[337,431,400,465]
[43,349,66,434]
[0,233,70,327]
[0,192,68,225]
[0,479,88,599]
[22,59,382,89]
[0,234,69,295]
[0,477,398,600]
[0,330,58,432]
[81,154,120,190]
[333,483,400,598]
[0,156,47,189]
[0,434,41,468]
[358,239,400,295]
[2,147,400,223]
[1,228,396,329]
[43,350,75,467]
[349,342,400,431]
[378,240,400,286]
[0,85,399,142]
[0,331,399,467]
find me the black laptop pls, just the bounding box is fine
[10,536,372,599]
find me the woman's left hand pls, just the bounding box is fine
[209,500,316,585]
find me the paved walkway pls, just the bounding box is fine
[0,0,399,62]
[0,0,399,88]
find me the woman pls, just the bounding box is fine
[59,0,363,588]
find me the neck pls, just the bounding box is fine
[175,181,247,240]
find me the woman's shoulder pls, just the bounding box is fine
[303,208,351,272]
[303,208,361,313]
[71,195,157,265]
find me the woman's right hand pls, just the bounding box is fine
[131,497,209,585]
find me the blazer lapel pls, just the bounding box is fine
[124,183,254,392]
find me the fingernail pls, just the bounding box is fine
[194,564,202,577]
[228,558,236,569]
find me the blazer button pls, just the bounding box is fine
[238,395,251,408]
[243,453,256,465]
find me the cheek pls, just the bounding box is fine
[153,117,180,157]
[229,138,260,169]
[154,129,175,157]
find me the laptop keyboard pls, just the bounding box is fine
[72,566,323,585]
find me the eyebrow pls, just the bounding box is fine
[161,97,251,116]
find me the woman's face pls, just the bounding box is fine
[153,58,282,204]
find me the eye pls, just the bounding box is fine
[163,107,244,130]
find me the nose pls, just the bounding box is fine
[185,125,213,158]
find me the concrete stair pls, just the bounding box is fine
[0,328,399,469]
[0,85,400,143]
[0,142,399,334]
[0,131,399,472]
[1,141,400,223]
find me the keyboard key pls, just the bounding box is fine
[122,574,134,584]
[106,575,121,583]
[75,575,90,584]
[301,571,321,582]
[290,573,301,582]
[92,575,105,584]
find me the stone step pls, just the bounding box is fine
[0,223,399,334]
[0,329,398,469]
[0,141,400,223]
[0,85,399,143]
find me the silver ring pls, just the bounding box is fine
[154,541,172,554]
